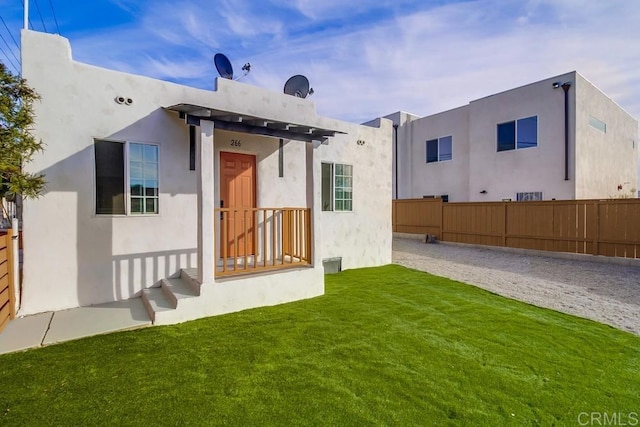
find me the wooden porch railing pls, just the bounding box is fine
[215,207,312,277]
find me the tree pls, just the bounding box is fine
[0,61,45,218]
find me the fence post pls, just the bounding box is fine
[593,201,600,256]
[439,198,444,240]
[10,218,19,317]
[502,202,507,247]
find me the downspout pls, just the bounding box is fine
[393,124,399,199]
[561,82,572,181]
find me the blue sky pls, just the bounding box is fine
[0,0,640,140]
[1,0,639,128]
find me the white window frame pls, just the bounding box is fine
[321,162,353,212]
[94,139,160,216]
[497,116,538,152]
[426,135,453,163]
[127,142,160,215]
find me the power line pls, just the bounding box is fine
[0,31,20,66]
[33,0,48,33]
[0,15,20,50]
[47,0,60,34]
[0,45,20,74]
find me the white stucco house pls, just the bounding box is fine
[18,30,392,324]
[385,71,638,202]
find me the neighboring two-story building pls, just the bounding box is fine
[385,71,638,202]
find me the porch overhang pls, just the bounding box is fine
[165,103,344,143]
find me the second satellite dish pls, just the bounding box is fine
[284,75,314,98]
[214,53,234,79]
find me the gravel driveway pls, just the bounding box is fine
[393,237,640,336]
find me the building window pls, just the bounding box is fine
[94,140,159,215]
[322,163,353,211]
[589,116,606,133]
[129,143,159,214]
[516,191,542,201]
[426,136,453,163]
[95,140,125,215]
[497,116,537,152]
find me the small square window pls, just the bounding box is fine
[94,140,159,215]
[498,116,537,152]
[426,136,453,163]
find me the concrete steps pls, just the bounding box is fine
[141,269,202,325]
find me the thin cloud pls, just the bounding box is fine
[8,0,638,126]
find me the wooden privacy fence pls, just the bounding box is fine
[0,228,17,332]
[393,198,640,259]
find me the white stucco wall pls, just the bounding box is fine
[316,118,393,270]
[21,32,203,314]
[372,111,419,200]
[406,106,470,201]
[467,72,577,202]
[20,30,392,315]
[574,74,638,199]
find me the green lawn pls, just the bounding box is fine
[1,265,638,425]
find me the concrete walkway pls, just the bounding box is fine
[0,298,151,355]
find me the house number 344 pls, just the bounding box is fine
[230,139,241,147]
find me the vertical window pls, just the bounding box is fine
[497,121,516,152]
[95,140,125,215]
[426,139,438,163]
[426,136,453,163]
[94,140,159,215]
[321,163,353,212]
[439,136,452,161]
[516,116,538,149]
[321,163,333,211]
[498,116,537,151]
[129,143,159,214]
[334,164,353,211]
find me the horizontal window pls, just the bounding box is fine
[589,116,606,133]
[95,140,159,215]
[426,136,453,163]
[497,116,538,152]
[516,191,542,201]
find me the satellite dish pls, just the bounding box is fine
[214,53,234,79]
[284,75,313,98]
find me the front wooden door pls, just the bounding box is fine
[220,152,256,257]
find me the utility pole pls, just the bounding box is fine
[24,0,29,30]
